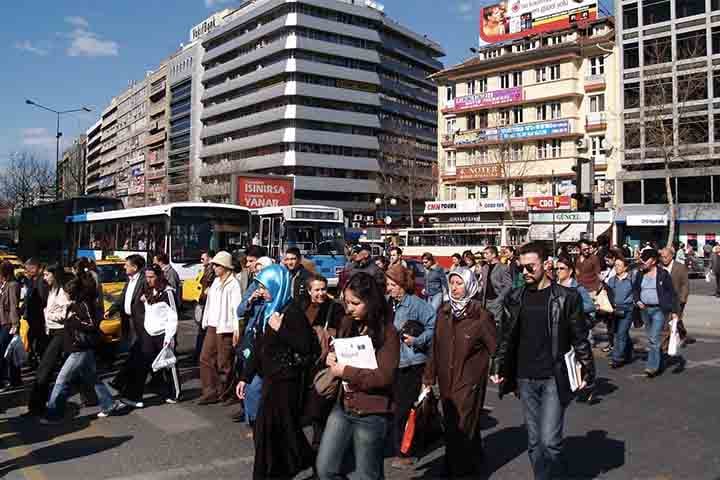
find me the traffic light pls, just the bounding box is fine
[571,193,593,212]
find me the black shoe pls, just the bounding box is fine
[609,360,623,369]
[684,336,696,345]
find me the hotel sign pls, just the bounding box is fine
[452,87,523,111]
[456,164,502,181]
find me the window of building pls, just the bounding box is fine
[589,94,605,112]
[625,124,641,148]
[644,77,673,106]
[446,151,456,170]
[677,30,707,59]
[644,177,675,204]
[645,118,674,148]
[644,36,672,65]
[623,3,639,29]
[591,136,606,162]
[678,73,707,101]
[551,139,561,157]
[550,64,561,80]
[477,146,489,163]
[623,181,642,203]
[624,42,640,68]
[513,71,523,87]
[500,73,511,89]
[679,116,709,143]
[446,118,456,134]
[624,83,640,108]
[478,111,488,128]
[512,106,524,124]
[676,0,705,18]
[590,56,605,75]
[467,185,478,200]
[535,66,547,83]
[537,140,547,158]
[642,0,671,25]
[714,176,720,202]
[678,176,711,203]
[478,77,488,93]
[467,81,476,96]
[536,104,548,121]
[499,109,511,126]
[467,114,476,130]
[447,85,455,102]
[446,185,457,200]
[511,143,522,161]
[550,102,561,119]
[714,114,720,140]
[514,182,524,197]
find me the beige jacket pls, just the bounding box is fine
[202,274,243,334]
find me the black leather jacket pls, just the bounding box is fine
[491,282,596,406]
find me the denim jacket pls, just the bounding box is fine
[393,294,436,368]
[425,265,448,297]
[568,278,596,315]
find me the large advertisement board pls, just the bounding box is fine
[453,119,571,146]
[235,175,294,209]
[479,0,598,46]
[449,87,523,112]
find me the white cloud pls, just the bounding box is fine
[63,17,119,57]
[14,40,48,56]
[64,16,89,28]
[204,0,235,8]
[21,128,56,148]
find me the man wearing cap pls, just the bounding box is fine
[341,244,385,290]
[198,251,244,405]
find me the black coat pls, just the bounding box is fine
[24,276,48,336]
[108,274,146,341]
[491,283,596,406]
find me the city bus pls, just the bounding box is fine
[66,202,252,282]
[253,205,345,287]
[397,224,530,268]
[18,196,123,263]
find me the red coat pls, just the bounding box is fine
[423,300,497,435]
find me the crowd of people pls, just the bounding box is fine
[0,235,712,480]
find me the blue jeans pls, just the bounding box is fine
[46,351,114,419]
[642,307,666,371]
[517,378,566,480]
[244,375,263,423]
[612,309,634,363]
[0,325,21,385]
[316,405,389,480]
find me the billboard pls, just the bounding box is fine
[449,87,523,112]
[235,175,294,209]
[480,0,598,46]
[453,119,571,146]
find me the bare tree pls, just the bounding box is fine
[0,151,55,216]
[626,36,708,247]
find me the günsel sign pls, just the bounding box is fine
[626,215,668,227]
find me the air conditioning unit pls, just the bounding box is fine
[576,137,589,150]
[353,214,363,221]
[365,216,375,222]
[352,222,362,229]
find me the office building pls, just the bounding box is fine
[431,16,619,244]
[59,135,87,199]
[615,0,720,250]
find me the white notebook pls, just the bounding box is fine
[564,348,583,392]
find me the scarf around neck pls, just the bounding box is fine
[447,267,478,319]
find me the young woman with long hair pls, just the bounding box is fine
[316,272,400,480]
[0,261,21,390]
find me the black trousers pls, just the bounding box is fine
[391,363,425,456]
[27,332,65,413]
[442,399,484,478]
[123,333,181,402]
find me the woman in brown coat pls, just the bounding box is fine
[423,267,497,478]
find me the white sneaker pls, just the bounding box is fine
[121,399,144,409]
[97,402,123,418]
[165,398,178,404]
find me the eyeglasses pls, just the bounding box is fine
[522,264,537,273]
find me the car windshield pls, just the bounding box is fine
[96,264,128,284]
[285,222,345,256]
[170,207,251,264]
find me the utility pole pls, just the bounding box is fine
[551,170,557,257]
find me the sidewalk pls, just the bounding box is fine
[682,294,720,337]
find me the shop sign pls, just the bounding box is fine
[530,211,612,223]
[447,214,488,223]
[526,195,571,211]
[627,214,667,226]
[478,199,507,211]
[452,87,522,111]
[510,197,527,211]
[456,164,502,181]
[424,200,478,214]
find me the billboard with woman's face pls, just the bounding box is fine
[479,0,597,45]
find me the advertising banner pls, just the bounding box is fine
[457,164,502,181]
[451,87,523,112]
[526,195,572,211]
[453,120,571,146]
[235,175,294,209]
[424,200,478,214]
[480,0,598,46]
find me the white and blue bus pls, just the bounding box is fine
[253,205,346,287]
[66,202,252,282]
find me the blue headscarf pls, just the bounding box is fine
[254,264,292,327]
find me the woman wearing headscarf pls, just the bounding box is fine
[422,267,497,477]
[237,264,319,480]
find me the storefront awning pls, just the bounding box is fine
[529,224,612,243]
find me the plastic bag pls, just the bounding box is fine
[400,388,444,456]
[668,317,680,357]
[152,345,177,372]
[706,271,715,284]
[4,334,27,368]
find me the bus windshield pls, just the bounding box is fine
[170,207,251,264]
[285,222,344,256]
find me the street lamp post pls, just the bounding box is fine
[25,99,91,200]
[375,196,397,226]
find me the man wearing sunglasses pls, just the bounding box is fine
[491,242,595,480]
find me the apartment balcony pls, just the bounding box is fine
[167,164,189,175]
[149,101,166,118]
[167,182,190,192]
[147,182,166,194]
[586,112,607,132]
[146,168,166,181]
[144,131,166,147]
[441,133,455,148]
[150,81,166,100]
[585,74,606,93]
[148,151,166,166]
[199,182,230,196]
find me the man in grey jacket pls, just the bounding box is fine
[482,245,512,329]
[154,253,181,309]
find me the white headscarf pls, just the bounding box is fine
[447,267,479,319]
[255,257,274,272]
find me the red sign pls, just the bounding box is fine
[235,176,294,208]
[526,195,571,211]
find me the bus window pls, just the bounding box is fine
[118,223,131,250]
[260,218,271,248]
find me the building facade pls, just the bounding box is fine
[196,0,442,219]
[615,0,720,251]
[431,17,619,244]
[59,135,88,199]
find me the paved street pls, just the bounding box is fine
[2,280,720,480]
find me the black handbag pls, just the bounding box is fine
[399,320,425,339]
[631,307,644,328]
[69,303,101,350]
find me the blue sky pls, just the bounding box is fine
[0,0,613,166]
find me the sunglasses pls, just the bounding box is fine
[521,264,537,273]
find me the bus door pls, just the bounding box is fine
[258,216,283,259]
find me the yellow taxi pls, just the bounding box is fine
[95,258,128,343]
[182,269,204,304]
